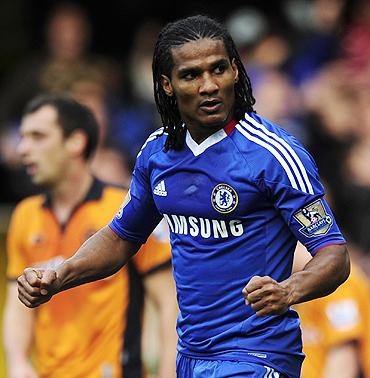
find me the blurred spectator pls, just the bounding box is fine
[298,60,358,191]
[67,69,132,187]
[110,19,163,167]
[247,32,291,72]
[341,0,370,83]
[0,2,121,202]
[284,0,348,86]
[226,6,292,83]
[225,6,269,62]
[126,19,162,107]
[226,7,306,144]
[293,242,370,378]
[0,1,119,124]
[252,68,309,144]
[335,138,370,256]
[299,56,370,258]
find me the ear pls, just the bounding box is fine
[161,74,174,97]
[231,58,239,83]
[65,130,88,158]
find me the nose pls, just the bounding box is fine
[17,136,30,157]
[199,73,218,95]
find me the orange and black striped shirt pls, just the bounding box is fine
[6,178,172,378]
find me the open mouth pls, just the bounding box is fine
[24,162,37,176]
[199,99,222,113]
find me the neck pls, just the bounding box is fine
[187,116,237,144]
[50,164,93,224]
[187,124,224,145]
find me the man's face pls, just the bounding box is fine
[17,106,69,187]
[162,38,239,141]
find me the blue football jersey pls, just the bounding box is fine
[110,112,345,378]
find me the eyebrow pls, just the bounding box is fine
[177,58,230,76]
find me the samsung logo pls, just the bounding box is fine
[163,214,244,239]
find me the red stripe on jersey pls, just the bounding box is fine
[224,119,238,135]
[313,242,347,255]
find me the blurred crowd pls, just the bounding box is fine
[226,0,370,274]
[0,0,369,376]
[3,0,369,268]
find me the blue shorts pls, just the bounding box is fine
[176,354,285,377]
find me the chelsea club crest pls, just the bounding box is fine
[211,183,238,213]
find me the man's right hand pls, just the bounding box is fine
[17,268,60,308]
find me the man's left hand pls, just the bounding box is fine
[242,275,291,316]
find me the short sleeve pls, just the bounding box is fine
[109,150,162,244]
[132,219,172,275]
[256,139,345,254]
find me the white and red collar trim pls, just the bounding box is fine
[185,119,238,156]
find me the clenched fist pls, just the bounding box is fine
[17,268,61,308]
[242,275,292,316]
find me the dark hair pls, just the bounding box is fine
[22,93,99,159]
[153,14,256,150]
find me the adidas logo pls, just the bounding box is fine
[153,180,167,196]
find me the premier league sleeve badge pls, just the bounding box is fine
[293,199,333,237]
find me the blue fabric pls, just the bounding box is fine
[110,112,346,378]
[176,354,285,377]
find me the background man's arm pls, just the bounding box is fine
[294,243,362,378]
[292,241,312,273]
[324,342,360,378]
[18,226,141,307]
[3,282,38,378]
[143,267,178,378]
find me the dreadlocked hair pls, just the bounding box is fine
[152,14,256,151]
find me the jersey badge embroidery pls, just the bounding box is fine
[116,190,131,219]
[211,183,238,213]
[294,199,333,237]
[153,180,167,197]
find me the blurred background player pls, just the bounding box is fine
[2,94,178,378]
[293,242,370,378]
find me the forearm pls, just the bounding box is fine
[324,342,360,378]
[157,307,178,378]
[144,268,178,378]
[56,226,140,292]
[282,244,350,306]
[3,283,35,363]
